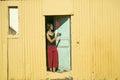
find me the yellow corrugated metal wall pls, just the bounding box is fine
[72,0,92,79]
[89,0,120,79]
[72,0,120,79]
[20,1,46,79]
[0,1,8,80]
[0,2,3,80]
[0,0,120,80]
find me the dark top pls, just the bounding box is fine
[47,33,56,46]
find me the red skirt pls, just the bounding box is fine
[47,45,58,68]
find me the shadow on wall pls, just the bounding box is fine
[9,26,17,35]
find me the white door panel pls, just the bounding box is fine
[54,16,71,71]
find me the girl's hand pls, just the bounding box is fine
[56,33,59,37]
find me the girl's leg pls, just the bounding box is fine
[53,46,58,71]
[47,46,53,71]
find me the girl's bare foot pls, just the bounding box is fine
[53,67,56,72]
[50,68,52,72]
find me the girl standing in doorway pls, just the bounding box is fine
[46,23,59,72]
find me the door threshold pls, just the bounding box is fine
[46,71,73,80]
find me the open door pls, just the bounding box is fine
[45,15,71,72]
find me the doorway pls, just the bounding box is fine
[45,15,71,72]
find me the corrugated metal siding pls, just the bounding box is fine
[72,0,92,79]
[0,0,120,80]
[0,2,3,80]
[0,1,8,80]
[72,0,120,79]
[42,0,73,15]
[21,0,46,79]
[8,38,25,80]
[89,0,120,79]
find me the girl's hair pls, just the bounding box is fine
[47,23,52,30]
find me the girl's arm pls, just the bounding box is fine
[47,33,57,43]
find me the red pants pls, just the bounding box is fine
[47,46,58,68]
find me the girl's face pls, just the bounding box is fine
[50,24,53,30]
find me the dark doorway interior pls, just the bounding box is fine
[45,16,71,72]
[45,16,54,71]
